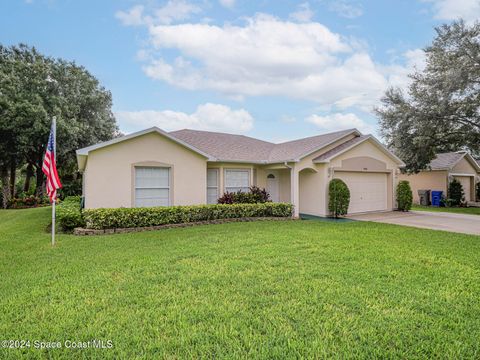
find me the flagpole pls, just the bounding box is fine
[52,116,56,247]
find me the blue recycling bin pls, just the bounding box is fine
[431,191,443,207]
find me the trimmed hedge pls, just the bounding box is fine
[83,203,293,230]
[57,196,85,231]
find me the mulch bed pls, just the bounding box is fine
[73,216,295,236]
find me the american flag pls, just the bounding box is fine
[42,125,62,202]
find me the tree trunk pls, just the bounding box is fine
[9,158,16,198]
[35,165,44,196]
[24,163,34,193]
[0,166,9,209]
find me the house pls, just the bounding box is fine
[76,127,405,217]
[398,151,480,204]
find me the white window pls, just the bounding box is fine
[135,167,170,207]
[225,169,250,193]
[207,169,219,204]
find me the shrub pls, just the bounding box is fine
[217,192,235,204]
[57,196,85,231]
[83,203,293,230]
[448,179,465,206]
[396,180,413,211]
[7,194,49,209]
[248,186,271,203]
[328,179,350,218]
[218,186,271,204]
[476,182,480,202]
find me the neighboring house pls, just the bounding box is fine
[76,127,405,217]
[398,151,480,204]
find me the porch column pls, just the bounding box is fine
[290,165,300,218]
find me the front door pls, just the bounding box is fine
[267,173,279,202]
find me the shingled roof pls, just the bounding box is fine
[313,135,370,162]
[170,128,359,163]
[78,126,400,167]
[267,129,358,162]
[429,152,468,170]
[169,129,275,162]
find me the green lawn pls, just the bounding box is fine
[1,207,480,359]
[412,204,480,215]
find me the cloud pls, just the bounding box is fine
[422,0,480,23]
[381,48,426,91]
[116,103,254,133]
[116,0,201,26]
[329,1,363,19]
[289,3,314,22]
[116,5,145,26]
[305,113,376,134]
[141,14,397,109]
[219,0,235,9]
[119,10,420,112]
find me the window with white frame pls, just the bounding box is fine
[225,169,250,193]
[135,167,170,207]
[207,169,219,204]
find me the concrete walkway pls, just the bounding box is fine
[348,210,480,236]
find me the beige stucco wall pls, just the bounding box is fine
[452,157,478,174]
[84,132,207,208]
[398,171,448,204]
[298,165,328,216]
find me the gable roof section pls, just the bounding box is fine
[313,135,406,166]
[76,127,214,159]
[429,151,480,172]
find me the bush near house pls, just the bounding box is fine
[476,182,480,202]
[83,203,293,230]
[57,196,85,231]
[396,180,413,211]
[218,186,271,204]
[328,179,350,218]
[448,179,465,206]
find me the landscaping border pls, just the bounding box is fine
[73,216,295,236]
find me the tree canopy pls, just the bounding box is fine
[376,21,480,172]
[0,44,119,203]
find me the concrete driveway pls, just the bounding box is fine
[348,211,480,236]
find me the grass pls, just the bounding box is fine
[412,204,480,215]
[1,207,480,359]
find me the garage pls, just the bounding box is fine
[453,176,472,202]
[334,171,388,214]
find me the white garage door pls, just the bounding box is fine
[334,172,388,214]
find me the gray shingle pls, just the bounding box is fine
[170,128,357,163]
[268,129,357,162]
[313,135,369,162]
[170,129,275,162]
[429,152,465,170]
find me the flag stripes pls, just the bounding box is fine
[42,126,62,202]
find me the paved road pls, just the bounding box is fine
[348,210,480,236]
